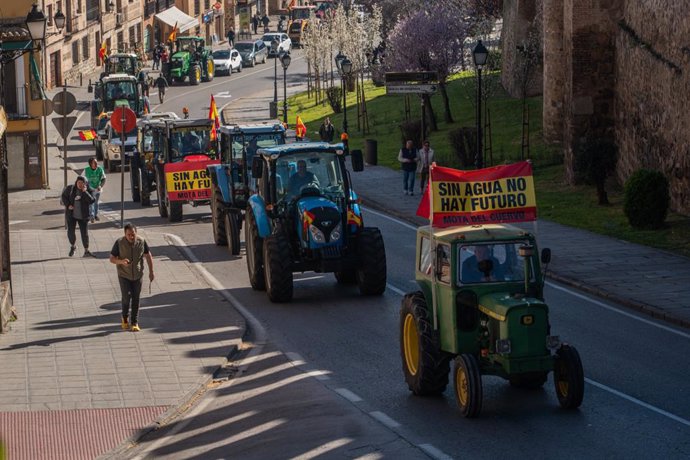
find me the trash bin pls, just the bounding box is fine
[365,139,377,165]
[269,101,278,119]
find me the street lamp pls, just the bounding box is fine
[335,53,352,138]
[25,4,48,42]
[271,39,279,104]
[472,39,488,169]
[280,52,291,125]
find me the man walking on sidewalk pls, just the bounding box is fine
[109,223,155,332]
[84,157,106,222]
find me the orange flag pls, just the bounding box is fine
[168,22,178,42]
[209,95,220,140]
[295,115,306,139]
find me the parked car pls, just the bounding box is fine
[212,48,243,75]
[234,40,267,67]
[261,33,292,56]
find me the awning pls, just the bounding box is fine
[155,6,198,33]
[0,40,32,51]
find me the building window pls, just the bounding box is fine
[82,36,90,59]
[194,0,200,15]
[47,5,53,26]
[204,0,210,10]
[129,26,136,49]
[72,41,80,65]
[117,31,124,51]
[76,0,82,14]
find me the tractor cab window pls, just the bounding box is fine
[419,236,433,276]
[459,242,532,284]
[275,153,344,202]
[170,128,212,160]
[436,244,451,284]
[104,81,136,110]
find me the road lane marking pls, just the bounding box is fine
[386,283,406,296]
[288,438,353,460]
[285,351,305,365]
[335,388,363,403]
[369,411,401,429]
[586,378,690,427]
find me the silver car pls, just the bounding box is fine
[234,40,268,67]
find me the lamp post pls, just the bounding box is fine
[472,39,488,169]
[335,53,352,138]
[280,52,291,125]
[271,39,279,104]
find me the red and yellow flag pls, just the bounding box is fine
[98,41,108,63]
[416,161,537,227]
[168,22,178,42]
[208,95,220,140]
[347,209,362,227]
[295,115,307,139]
[288,0,296,9]
[79,130,98,141]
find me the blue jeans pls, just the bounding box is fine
[90,190,101,218]
[403,170,416,192]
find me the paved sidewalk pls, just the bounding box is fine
[1,229,244,459]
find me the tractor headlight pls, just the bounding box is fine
[309,224,325,243]
[546,335,561,350]
[496,339,511,355]
[329,222,342,242]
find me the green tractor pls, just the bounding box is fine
[400,224,584,418]
[164,37,215,85]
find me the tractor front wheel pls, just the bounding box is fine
[263,233,293,302]
[190,65,201,86]
[554,345,584,409]
[130,165,141,202]
[211,186,228,246]
[203,60,215,82]
[454,354,483,418]
[245,207,265,290]
[168,201,183,222]
[156,169,168,218]
[400,292,450,396]
[225,212,241,256]
[356,227,387,295]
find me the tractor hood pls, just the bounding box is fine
[477,292,548,322]
[296,197,342,245]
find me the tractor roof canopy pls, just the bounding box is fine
[417,224,534,245]
[257,142,345,159]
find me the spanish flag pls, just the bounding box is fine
[78,130,98,141]
[168,22,178,42]
[288,0,296,8]
[209,95,220,140]
[98,41,108,63]
[295,115,307,139]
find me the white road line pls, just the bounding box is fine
[418,444,453,460]
[288,438,353,460]
[9,220,29,225]
[585,378,690,427]
[546,281,690,339]
[386,283,406,296]
[369,411,401,429]
[334,388,363,403]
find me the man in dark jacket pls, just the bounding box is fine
[318,117,335,142]
[61,175,95,257]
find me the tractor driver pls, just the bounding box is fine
[181,131,202,153]
[461,245,505,283]
[287,160,319,197]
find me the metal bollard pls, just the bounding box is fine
[80,73,83,86]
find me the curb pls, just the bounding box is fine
[358,192,690,331]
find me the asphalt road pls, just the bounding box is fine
[12,52,690,458]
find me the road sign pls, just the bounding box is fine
[111,107,137,134]
[52,91,77,116]
[385,72,438,84]
[42,99,53,116]
[386,84,438,95]
[52,116,78,139]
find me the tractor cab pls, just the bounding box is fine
[104,53,141,77]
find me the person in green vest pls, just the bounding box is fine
[84,157,106,223]
[109,223,155,332]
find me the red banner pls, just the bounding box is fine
[164,158,220,202]
[416,161,537,227]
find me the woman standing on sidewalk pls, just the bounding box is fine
[61,175,95,257]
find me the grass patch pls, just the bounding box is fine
[287,72,690,258]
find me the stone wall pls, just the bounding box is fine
[614,1,690,214]
[501,0,543,99]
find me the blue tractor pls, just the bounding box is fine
[246,142,387,302]
[207,123,287,255]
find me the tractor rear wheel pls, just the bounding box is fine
[264,233,293,302]
[156,169,168,218]
[454,354,483,418]
[168,201,183,222]
[554,345,584,409]
[400,292,450,396]
[141,172,151,206]
[225,212,241,256]
[211,186,227,246]
[245,207,265,290]
[130,166,141,202]
[334,270,357,284]
[356,227,387,295]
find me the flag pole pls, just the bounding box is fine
[429,162,438,330]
